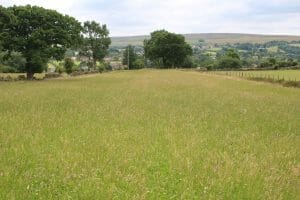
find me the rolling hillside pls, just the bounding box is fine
[111,33,300,47]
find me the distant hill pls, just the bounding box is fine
[111,33,300,47]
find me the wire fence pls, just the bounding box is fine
[205,71,299,82]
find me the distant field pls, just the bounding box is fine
[211,70,300,81]
[290,43,300,47]
[0,70,299,199]
[111,33,300,46]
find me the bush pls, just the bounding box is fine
[96,62,105,72]
[105,63,112,71]
[217,57,241,69]
[55,63,64,74]
[132,58,145,69]
[0,64,17,73]
[64,58,74,74]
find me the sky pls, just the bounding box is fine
[2,0,300,36]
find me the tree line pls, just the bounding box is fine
[1,5,299,79]
[0,5,111,79]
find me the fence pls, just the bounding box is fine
[205,71,299,82]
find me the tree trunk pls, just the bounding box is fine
[27,71,34,80]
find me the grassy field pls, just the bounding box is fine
[210,70,300,81]
[0,70,299,199]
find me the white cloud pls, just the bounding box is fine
[2,0,300,36]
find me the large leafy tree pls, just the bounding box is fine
[0,5,82,79]
[81,21,111,69]
[144,30,192,68]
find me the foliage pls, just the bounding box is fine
[144,30,192,68]
[217,57,242,69]
[0,64,17,73]
[81,21,111,69]
[0,51,26,72]
[55,63,64,74]
[64,58,74,74]
[122,45,137,69]
[216,49,241,69]
[225,49,240,59]
[132,58,145,69]
[182,56,196,68]
[96,61,111,72]
[0,5,82,79]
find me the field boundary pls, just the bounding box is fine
[199,70,300,88]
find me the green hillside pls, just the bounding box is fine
[111,33,300,47]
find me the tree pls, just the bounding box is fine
[0,5,82,79]
[144,30,192,68]
[217,57,241,69]
[81,21,111,69]
[217,49,241,69]
[122,45,137,69]
[225,49,240,59]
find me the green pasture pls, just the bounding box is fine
[0,70,299,199]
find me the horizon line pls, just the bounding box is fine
[111,32,300,38]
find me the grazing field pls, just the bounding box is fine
[210,70,300,81]
[0,70,299,199]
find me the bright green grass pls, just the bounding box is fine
[212,70,300,81]
[0,70,299,199]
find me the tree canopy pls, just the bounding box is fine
[81,21,111,69]
[144,30,192,68]
[0,5,82,79]
[217,49,241,69]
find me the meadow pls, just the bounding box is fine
[0,70,299,199]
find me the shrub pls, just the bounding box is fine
[0,64,17,73]
[96,62,105,72]
[55,63,64,74]
[132,58,145,69]
[217,57,241,69]
[64,58,74,74]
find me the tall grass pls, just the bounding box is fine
[0,70,299,199]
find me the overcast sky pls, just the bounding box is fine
[2,0,300,36]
